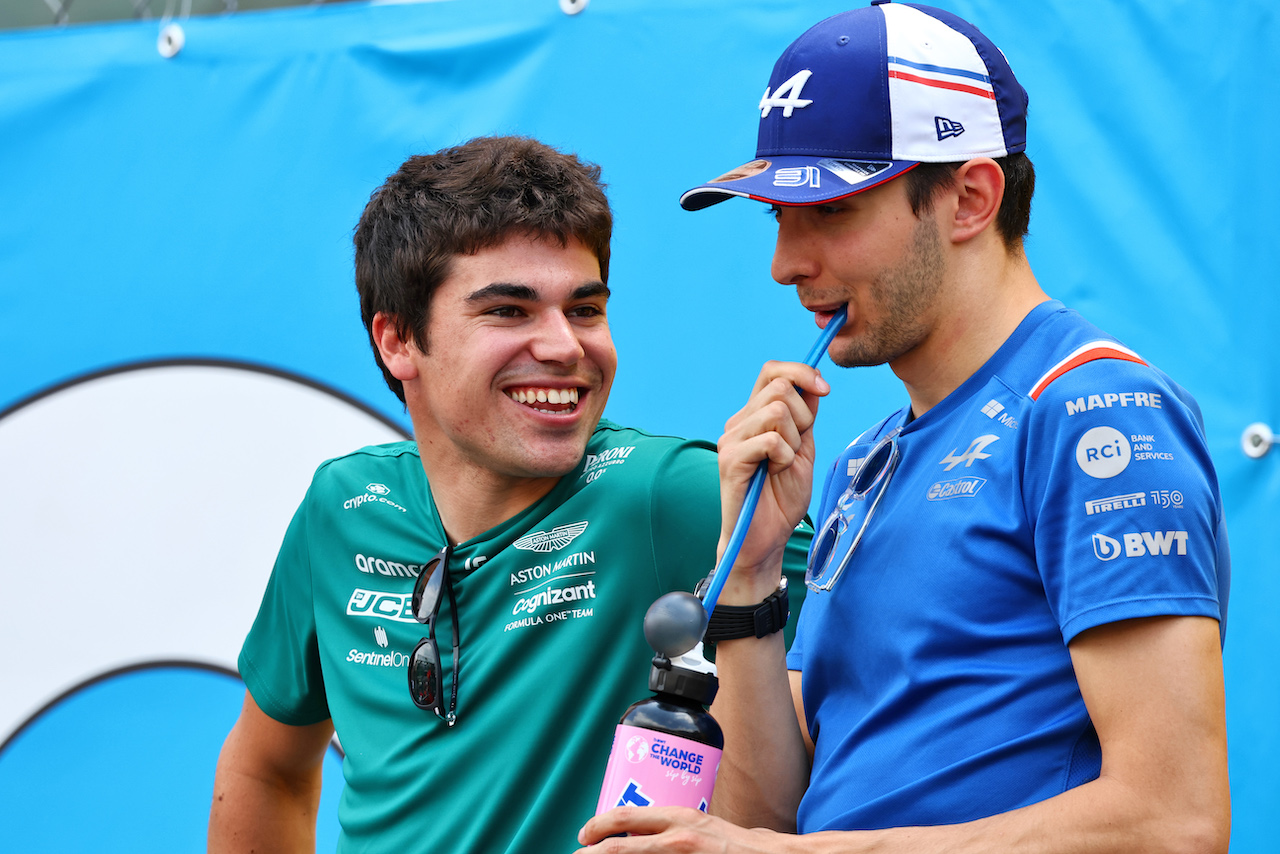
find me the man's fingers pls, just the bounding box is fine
[721,398,804,466]
[576,806,683,847]
[749,360,831,399]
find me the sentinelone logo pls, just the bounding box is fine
[347,648,409,667]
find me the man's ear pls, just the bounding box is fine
[948,158,1004,244]
[371,312,420,382]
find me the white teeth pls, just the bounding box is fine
[507,387,580,408]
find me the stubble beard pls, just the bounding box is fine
[829,215,945,369]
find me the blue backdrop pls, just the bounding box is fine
[1,0,1275,849]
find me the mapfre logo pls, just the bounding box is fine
[513,521,588,553]
[1092,530,1189,561]
[1065,391,1163,416]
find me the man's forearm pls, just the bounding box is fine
[794,767,1228,854]
[208,698,330,854]
[708,630,811,832]
[208,764,322,853]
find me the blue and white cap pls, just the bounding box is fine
[680,1,1028,211]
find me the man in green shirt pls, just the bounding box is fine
[208,135,810,852]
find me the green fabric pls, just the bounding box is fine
[239,419,811,852]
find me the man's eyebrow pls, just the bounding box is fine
[466,283,539,303]
[572,282,610,300]
[465,281,610,302]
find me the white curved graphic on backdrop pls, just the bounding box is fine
[0,361,408,746]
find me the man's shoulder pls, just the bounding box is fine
[307,440,422,496]
[589,419,717,458]
[1008,304,1197,411]
[578,420,717,497]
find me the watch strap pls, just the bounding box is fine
[701,578,789,642]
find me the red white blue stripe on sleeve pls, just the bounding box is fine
[1029,341,1148,401]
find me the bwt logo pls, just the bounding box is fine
[1093,530,1189,561]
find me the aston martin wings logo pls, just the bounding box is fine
[513,521,589,552]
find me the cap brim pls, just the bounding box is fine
[680,155,918,211]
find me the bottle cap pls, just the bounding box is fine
[649,643,719,706]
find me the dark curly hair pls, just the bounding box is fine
[353,136,613,402]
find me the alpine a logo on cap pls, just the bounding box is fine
[513,521,589,552]
[759,70,813,118]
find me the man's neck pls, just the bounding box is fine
[896,249,1049,419]
[419,457,563,545]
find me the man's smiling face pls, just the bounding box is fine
[398,233,616,485]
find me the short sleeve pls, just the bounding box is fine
[1022,358,1225,643]
[237,484,332,726]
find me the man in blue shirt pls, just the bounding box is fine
[579,4,1229,852]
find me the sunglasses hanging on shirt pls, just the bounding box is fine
[806,426,902,593]
[407,544,460,725]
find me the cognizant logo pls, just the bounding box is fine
[512,579,597,615]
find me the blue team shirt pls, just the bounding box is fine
[787,300,1229,832]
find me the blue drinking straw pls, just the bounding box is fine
[701,306,848,618]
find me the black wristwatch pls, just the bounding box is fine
[698,577,789,643]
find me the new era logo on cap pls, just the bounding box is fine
[681,1,1028,211]
[935,116,965,140]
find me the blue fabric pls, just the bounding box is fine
[787,300,1228,832]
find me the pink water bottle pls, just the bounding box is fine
[595,645,722,814]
